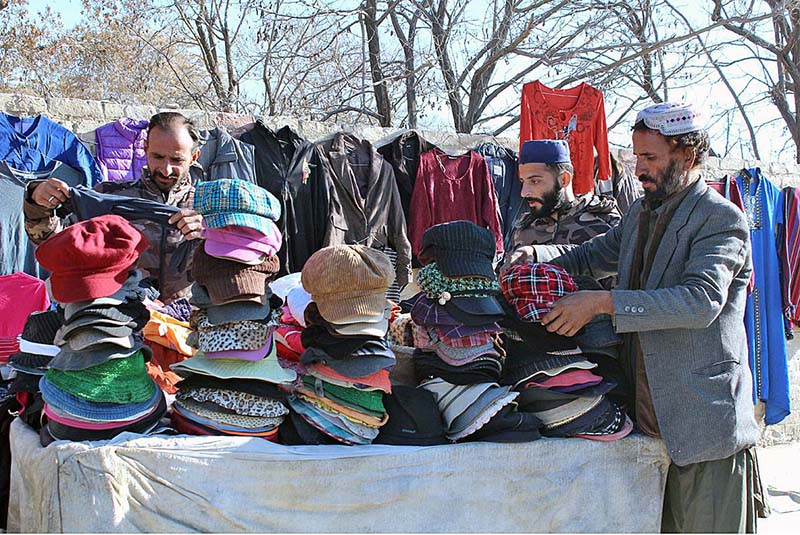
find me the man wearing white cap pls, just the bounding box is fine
[511,102,763,532]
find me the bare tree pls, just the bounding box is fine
[713,0,800,162]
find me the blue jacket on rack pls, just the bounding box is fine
[737,167,791,425]
[0,113,103,187]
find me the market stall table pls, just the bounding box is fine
[7,419,670,533]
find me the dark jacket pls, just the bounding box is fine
[240,122,331,274]
[377,130,436,225]
[23,169,194,303]
[318,132,412,287]
[196,127,257,184]
[475,142,522,251]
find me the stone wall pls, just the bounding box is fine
[3,92,800,446]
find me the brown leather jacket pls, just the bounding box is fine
[23,169,195,303]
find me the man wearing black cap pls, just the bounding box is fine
[505,139,620,271]
[509,103,762,533]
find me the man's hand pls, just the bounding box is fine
[499,246,537,277]
[169,209,203,240]
[540,290,614,337]
[30,178,70,209]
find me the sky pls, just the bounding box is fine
[26,0,793,164]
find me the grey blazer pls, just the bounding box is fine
[536,178,760,466]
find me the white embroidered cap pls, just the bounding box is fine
[635,102,705,136]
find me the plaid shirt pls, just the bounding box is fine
[500,263,578,321]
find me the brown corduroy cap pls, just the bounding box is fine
[301,245,394,324]
[191,246,279,305]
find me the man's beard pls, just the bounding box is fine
[640,159,685,204]
[525,182,563,219]
[151,170,183,192]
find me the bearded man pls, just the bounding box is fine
[509,139,620,255]
[505,102,762,533]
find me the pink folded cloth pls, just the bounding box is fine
[204,337,273,361]
[526,369,603,389]
[203,222,282,263]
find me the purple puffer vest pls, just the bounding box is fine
[95,117,149,182]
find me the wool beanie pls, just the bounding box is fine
[35,215,148,303]
[301,245,395,324]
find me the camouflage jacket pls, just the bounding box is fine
[512,193,621,249]
[24,169,195,303]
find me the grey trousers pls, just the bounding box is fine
[661,447,768,533]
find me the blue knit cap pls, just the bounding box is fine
[519,140,571,164]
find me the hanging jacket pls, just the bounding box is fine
[0,113,103,187]
[95,117,149,182]
[23,169,195,303]
[475,143,522,252]
[197,127,257,183]
[0,160,84,278]
[377,130,436,225]
[318,132,412,287]
[240,122,331,274]
[737,168,790,425]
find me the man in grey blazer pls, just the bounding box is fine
[504,102,762,533]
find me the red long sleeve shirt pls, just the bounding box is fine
[408,148,503,257]
[519,80,611,195]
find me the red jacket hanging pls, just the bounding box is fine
[519,80,611,195]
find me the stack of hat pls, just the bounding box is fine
[411,222,506,385]
[499,263,633,441]
[411,221,541,442]
[170,179,295,440]
[286,245,396,445]
[33,215,166,445]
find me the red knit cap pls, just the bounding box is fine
[35,215,149,303]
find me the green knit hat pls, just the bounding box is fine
[302,376,386,415]
[44,351,155,404]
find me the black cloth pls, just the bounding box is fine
[413,350,502,385]
[374,384,448,446]
[174,375,285,401]
[460,403,542,443]
[376,130,436,225]
[67,185,195,273]
[300,324,379,360]
[240,122,331,275]
[541,396,614,438]
[475,143,522,252]
[497,296,580,353]
[279,410,338,445]
[0,386,19,529]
